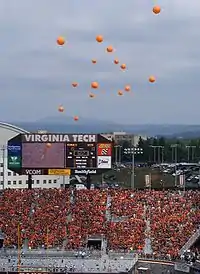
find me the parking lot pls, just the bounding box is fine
[72,162,200,189]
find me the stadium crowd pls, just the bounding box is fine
[0,188,199,260]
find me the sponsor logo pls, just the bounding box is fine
[97,143,112,156]
[48,169,71,175]
[7,145,21,152]
[97,156,111,169]
[99,158,109,164]
[102,148,108,155]
[74,169,97,175]
[24,169,43,175]
[8,155,21,168]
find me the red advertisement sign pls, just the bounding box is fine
[97,143,112,156]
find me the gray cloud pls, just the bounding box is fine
[0,0,200,123]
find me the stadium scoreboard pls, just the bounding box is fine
[66,142,97,169]
[7,133,113,175]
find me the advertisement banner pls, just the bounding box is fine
[97,156,111,169]
[8,155,21,168]
[179,174,185,187]
[145,174,151,187]
[48,169,71,175]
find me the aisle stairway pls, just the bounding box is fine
[143,205,153,255]
[179,227,200,255]
[63,189,74,249]
[105,195,111,222]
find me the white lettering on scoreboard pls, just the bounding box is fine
[74,169,97,175]
[25,169,42,175]
[23,134,97,143]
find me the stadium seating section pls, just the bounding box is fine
[0,189,199,260]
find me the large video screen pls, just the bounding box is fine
[22,143,65,168]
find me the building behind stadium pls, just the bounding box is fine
[0,122,69,190]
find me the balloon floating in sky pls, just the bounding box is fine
[58,105,64,112]
[46,143,52,148]
[91,82,99,89]
[72,82,78,88]
[92,59,97,64]
[54,26,152,120]
[120,64,126,70]
[149,76,156,83]
[96,35,104,43]
[106,46,114,53]
[89,93,95,98]
[125,85,131,92]
[74,116,79,121]
[153,6,161,14]
[57,36,65,46]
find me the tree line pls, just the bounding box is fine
[115,137,200,163]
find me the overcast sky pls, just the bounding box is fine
[0,0,200,124]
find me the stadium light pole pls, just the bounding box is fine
[191,146,196,162]
[114,145,122,165]
[186,145,196,162]
[171,144,178,187]
[156,146,164,164]
[124,146,143,190]
[150,145,157,162]
[150,145,164,163]
[161,146,164,163]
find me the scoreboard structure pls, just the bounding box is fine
[7,133,113,175]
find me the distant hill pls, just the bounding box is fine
[36,115,118,126]
[6,117,200,138]
[170,130,200,139]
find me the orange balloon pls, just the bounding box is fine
[46,143,52,148]
[89,93,95,98]
[74,116,79,121]
[125,85,131,92]
[91,82,99,89]
[58,106,64,112]
[114,59,119,64]
[72,82,78,87]
[107,46,113,53]
[57,36,65,46]
[153,6,161,14]
[92,59,97,64]
[96,35,103,43]
[149,76,156,83]
[118,90,123,96]
[120,64,126,70]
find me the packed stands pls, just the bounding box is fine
[147,190,200,259]
[0,189,71,248]
[67,190,107,248]
[108,190,146,250]
[0,188,199,260]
